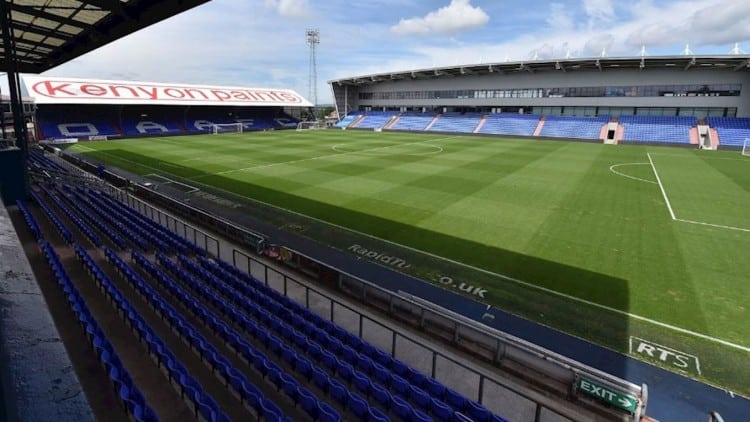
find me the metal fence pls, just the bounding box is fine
[233,249,595,422]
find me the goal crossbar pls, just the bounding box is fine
[296,121,321,131]
[212,123,244,134]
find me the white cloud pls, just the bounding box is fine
[390,0,489,36]
[547,3,574,30]
[264,0,310,18]
[583,0,615,24]
[624,0,750,48]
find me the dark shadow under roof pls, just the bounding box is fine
[1,0,210,74]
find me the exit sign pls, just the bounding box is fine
[577,377,639,413]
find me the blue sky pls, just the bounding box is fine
[13,0,750,103]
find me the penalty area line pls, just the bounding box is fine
[675,218,750,233]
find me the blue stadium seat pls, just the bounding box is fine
[431,398,454,421]
[347,391,370,419]
[391,395,413,421]
[319,402,341,422]
[445,388,468,412]
[370,381,392,410]
[369,406,390,422]
[466,400,491,421]
[298,387,319,419]
[329,379,349,407]
[409,384,432,410]
[312,366,331,392]
[352,370,371,397]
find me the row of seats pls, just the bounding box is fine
[707,117,750,147]
[64,186,150,250]
[390,114,435,131]
[178,253,459,422]
[90,189,204,256]
[84,190,173,252]
[355,112,399,129]
[335,114,361,128]
[540,116,609,139]
[29,167,266,421]
[192,256,506,421]
[29,150,68,173]
[52,184,128,249]
[30,190,73,244]
[161,253,384,421]
[478,114,541,136]
[38,184,103,248]
[26,157,280,420]
[101,247,234,422]
[16,200,42,239]
[17,200,159,422]
[341,112,750,145]
[619,116,696,144]
[127,251,308,421]
[428,114,483,134]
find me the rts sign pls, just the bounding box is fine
[577,377,639,413]
[629,336,701,375]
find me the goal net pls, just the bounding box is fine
[743,138,750,157]
[212,123,244,135]
[296,121,321,131]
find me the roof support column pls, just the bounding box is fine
[1,0,30,202]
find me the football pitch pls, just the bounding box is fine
[70,130,750,393]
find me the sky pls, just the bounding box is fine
[5,0,750,104]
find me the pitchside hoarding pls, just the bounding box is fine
[22,76,313,107]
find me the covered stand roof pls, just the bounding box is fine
[330,55,750,86]
[1,0,210,74]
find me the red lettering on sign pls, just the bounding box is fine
[33,81,76,97]
[109,85,139,97]
[80,84,107,96]
[211,90,231,101]
[164,88,185,99]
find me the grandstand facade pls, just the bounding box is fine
[329,55,750,147]
[22,76,313,140]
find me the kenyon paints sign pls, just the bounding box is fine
[22,76,313,107]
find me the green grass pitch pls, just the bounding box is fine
[70,130,750,391]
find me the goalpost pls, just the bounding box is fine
[296,121,321,131]
[743,138,750,157]
[212,123,244,135]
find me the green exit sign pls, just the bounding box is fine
[577,378,638,413]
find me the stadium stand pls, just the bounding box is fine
[707,117,750,147]
[619,116,697,144]
[540,115,609,140]
[35,106,296,139]
[37,107,121,139]
[389,112,436,131]
[335,113,361,128]
[428,112,483,133]
[354,111,399,129]
[479,114,541,136]
[18,150,512,422]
